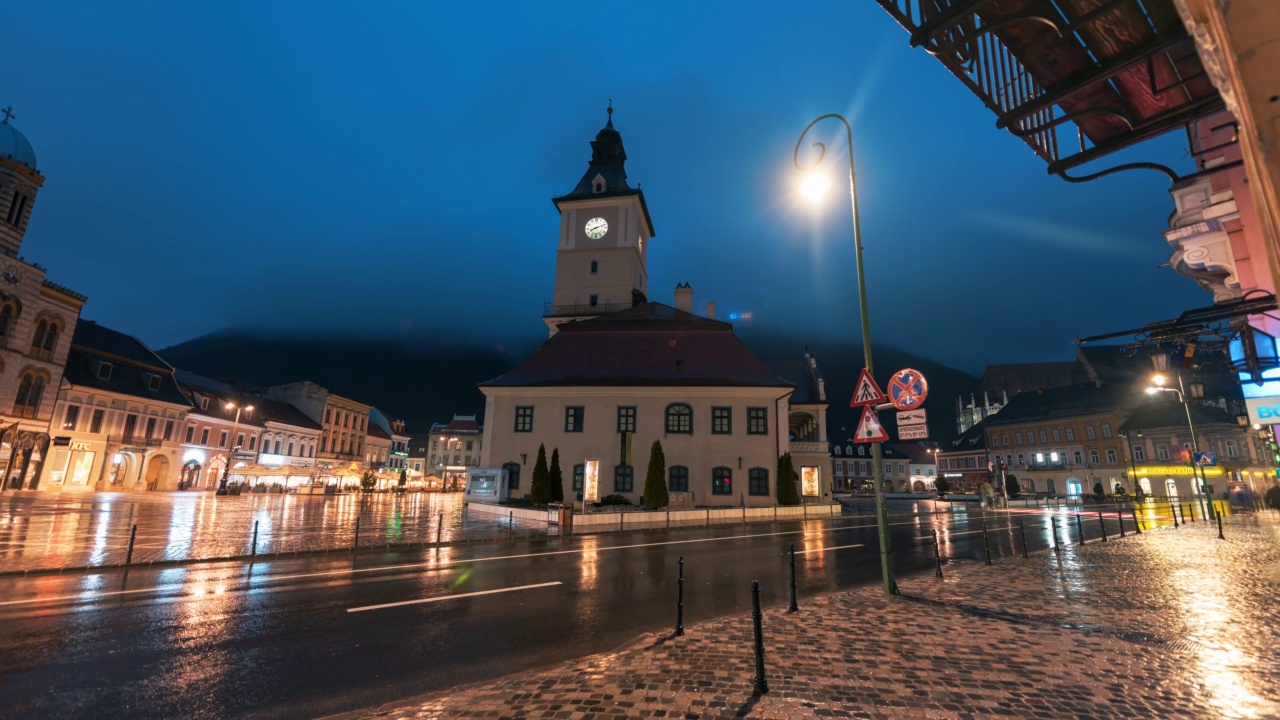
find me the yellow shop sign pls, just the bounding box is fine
[1132,465,1224,477]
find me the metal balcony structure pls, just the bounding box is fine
[870,0,1223,182]
[542,302,631,318]
[106,435,162,447]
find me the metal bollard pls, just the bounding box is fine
[353,517,361,550]
[1188,502,1195,522]
[1217,512,1225,540]
[1132,508,1142,534]
[788,544,798,612]
[932,529,944,578]
[676,556,685,636]
[437,511,444,543]
[982,522,992,565]
[1019,520,1029,559]
[251,520,259,557]
[1050,517,1060,553]
[1075,512,1084,545]
[1098,512,1108,542]
[751,580,769,695]
[1118,512,1125,538]
[125,524,138,565]
[510,511,515,540]
[1172,501,1179,528]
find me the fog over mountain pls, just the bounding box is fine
[160,326,978,443]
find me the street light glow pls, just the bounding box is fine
[225,402,235,410]
[1152,373,1166,387]
[799,172,832,202]
[1146,387,1159,394]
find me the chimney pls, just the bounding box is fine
[675,282,693,313]
[706,301,716,320]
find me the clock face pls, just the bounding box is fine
[584,217,608,239]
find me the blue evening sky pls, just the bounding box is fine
[8,2,1206,372]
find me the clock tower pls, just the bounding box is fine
[543,105,654,336]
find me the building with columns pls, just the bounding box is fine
[48,322,190,492]
[0,109,88,489]
[173,370,264,490]
[263,381,371,466]
[429,415,482,491]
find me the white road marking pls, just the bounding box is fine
[795,543,863,554]
[346,581,562,613]
[0,516,890,608]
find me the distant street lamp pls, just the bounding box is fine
[794,113,897,596]
[216,401,254,495]
[1145,368,1215,520]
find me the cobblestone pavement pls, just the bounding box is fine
[358,514,1280,720]
[0,491,548,572]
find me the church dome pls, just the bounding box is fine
[0,121,37,172]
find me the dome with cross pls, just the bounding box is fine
[0,107,37,172]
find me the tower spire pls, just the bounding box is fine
[1,107,13,125]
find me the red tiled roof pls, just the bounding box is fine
[481,303,792,389]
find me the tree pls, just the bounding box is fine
[1113,481,1124,496]
[398,468,408,488]
[1004,474,1020,499]
[642,440,669,509]
[530,444,550,504]
[549,448,565,502]
[1266,485,1280,510]
[934,476,951,495]
[360,470,377,493]
[1092,480,1105,501]
[776,452,800,506]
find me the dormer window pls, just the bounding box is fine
[95,361,113,381]
[200,397,209,411]
[591,173,606,193]
[146,374,161,392]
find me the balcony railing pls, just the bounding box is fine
[542,302,631,318]
[107,435,163,447]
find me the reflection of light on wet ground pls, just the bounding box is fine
[801,522,826,571]
[579,535,600,592]
[1156,539,1271,718]
[89,503,112,566]
[165,499,196,560]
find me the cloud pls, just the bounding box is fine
[964,210,1153,258]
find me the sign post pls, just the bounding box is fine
[889,369,930,441]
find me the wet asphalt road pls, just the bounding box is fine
[0,502,1133,719]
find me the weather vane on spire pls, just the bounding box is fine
[1,107,13,125]
[607,98,613,117]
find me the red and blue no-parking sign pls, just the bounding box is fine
[887,368,928,411]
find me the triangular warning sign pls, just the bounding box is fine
[850,368,885,408]
[854,405,889,443]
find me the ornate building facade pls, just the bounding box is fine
[0,109,88,489]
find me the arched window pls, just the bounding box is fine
[665,403,693,434]
[0,302,15,342]
[668,465,689,492]
[13,369,47,418]
[712,466,732,495]
[503,461,521,490]
[287,441,295,456]
[30,320,49,359]
[590,260,598,275]
[748,468,769,496]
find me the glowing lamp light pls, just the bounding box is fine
[225,402,235,410]
[799,172,832,202]
[1152,373,1166,387]
[1145,387,1159,395]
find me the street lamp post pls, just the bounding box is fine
[795,113,897,596]
[1146,373,1215,520]
[217,401,254,495]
